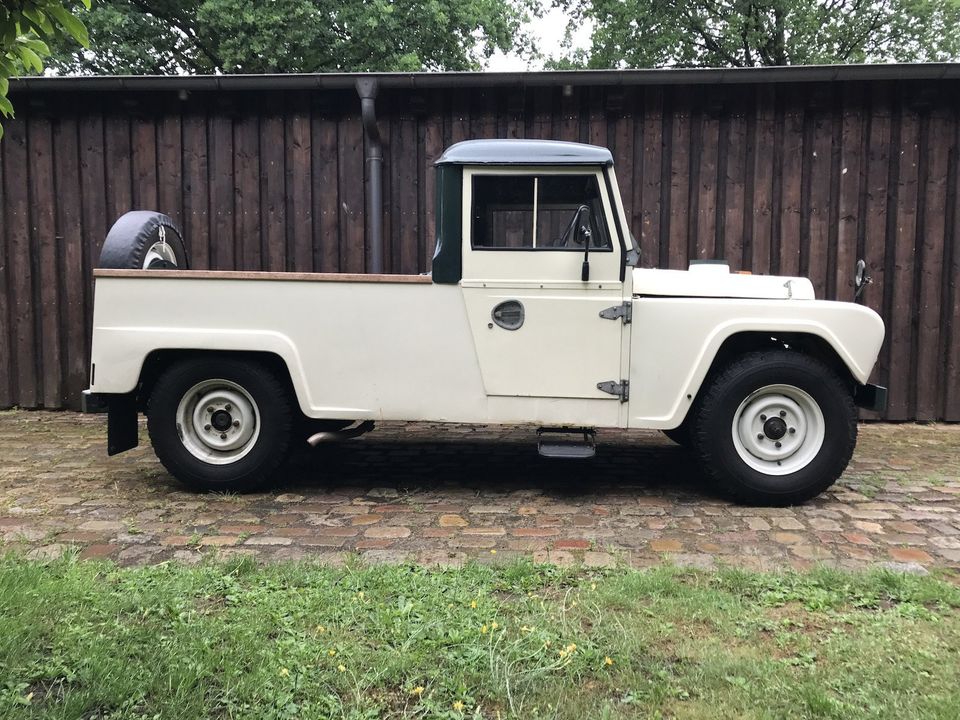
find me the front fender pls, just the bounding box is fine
[628,298,884,428]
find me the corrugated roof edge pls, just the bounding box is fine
[9,63,960,92]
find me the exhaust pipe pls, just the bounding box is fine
[307,420,375,447]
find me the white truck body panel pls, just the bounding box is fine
[628,295,885,428]
[88,273,626,428]
[633,266,816,300]
[89,268,883,431]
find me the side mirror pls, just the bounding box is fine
[854,259,872,300]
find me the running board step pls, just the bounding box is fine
[537,427,596,459]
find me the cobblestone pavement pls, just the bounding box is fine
[1,411,959,573]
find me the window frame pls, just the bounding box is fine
[467,168,615,253]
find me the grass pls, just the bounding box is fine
[0,556,958,720]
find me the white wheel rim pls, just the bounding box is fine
[175,379,260,465]
[143,240,178,268]
[731,384,824,476]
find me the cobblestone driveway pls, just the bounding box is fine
[1,411,959,572]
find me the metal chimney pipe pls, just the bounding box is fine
[356,78,383,273]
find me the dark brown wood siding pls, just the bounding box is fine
[2,79,958,419]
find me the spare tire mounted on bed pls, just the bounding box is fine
[99,211,188,270]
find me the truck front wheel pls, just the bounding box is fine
[147,357,293,492]
[692,351,857,506]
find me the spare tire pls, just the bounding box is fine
[99,211,188,269]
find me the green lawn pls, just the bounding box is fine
[0,555,958,720]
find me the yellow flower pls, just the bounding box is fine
[604,656,614,666]
[337,664,346,673]
[491,621,499,630]
[410,686,425,696]
[453,700,465,712]
[481,624,489,634]
[470,600,477,609]
[328,649,337,656]
[567,643,577,652]
[490,549,497,554]
[279,667,290,677]
[591,583,596,590]
[315,624,326,634]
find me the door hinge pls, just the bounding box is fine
[599,302,631,324]
[597,380,629,402]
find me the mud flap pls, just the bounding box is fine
[106,393,139,456]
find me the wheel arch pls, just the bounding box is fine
[674,330,858,428]
[137,349,299,415]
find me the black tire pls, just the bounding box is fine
[692,350,857,506]
[661,420,693,448]
[100,211,188,269]
[147,357,293,492]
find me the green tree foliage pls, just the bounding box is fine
[555,0,960,68]
[1,0,90,139]
[44,0,538,74]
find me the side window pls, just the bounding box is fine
[471,173,612,251]
[471,176,534,248]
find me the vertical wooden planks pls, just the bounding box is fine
[29,112,61,407]
[337,114,365,273]
[778,87,804,276]
[914,96,949,420]
[944,101,960,419]
[182,101,210,269]
[835,84,863,303]
[750,86,776,274]
[0,126,9,406]
[639,87,663,267]
[156,112,182,227]
[286,93,312,272]
[234,106,261,271]
[805,88,834,298]
[694,99,719,260]
[311,101,339,273]
[723,97,747,270]
[209,106,235,269]
[886,92,921,420]
[3,114,38,407]
[260,101,286,272]
[394,110,419,274]
[53,109,88,409]
[422,93,445,265]
[131,112,157,210]
[104,110,132,227]
[78,105,107,352]
[667,87,691,269]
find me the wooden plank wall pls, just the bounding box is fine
[1,79,958,420]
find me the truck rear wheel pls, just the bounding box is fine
[692,350,857,506]
[147,357,292,492]
[100,211,188,269]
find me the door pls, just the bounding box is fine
[460,167,626,400]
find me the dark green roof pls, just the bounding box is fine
[435,139,613,167]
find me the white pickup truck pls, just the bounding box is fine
[83,139,886,505]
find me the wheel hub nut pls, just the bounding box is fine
[762,416,788,440]
[211,409,233,432]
